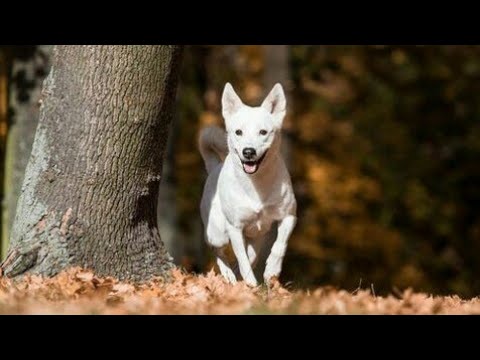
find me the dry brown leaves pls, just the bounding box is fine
[1,267,480,315]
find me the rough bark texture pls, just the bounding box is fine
[1,45,183,281]
[2,46,52,257]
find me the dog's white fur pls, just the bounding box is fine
[199,83,297,286]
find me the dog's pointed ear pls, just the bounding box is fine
[261,83,286,127]
[222,83,243,119]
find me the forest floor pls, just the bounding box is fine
[0,267,479,314]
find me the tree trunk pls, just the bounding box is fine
[157,118,181,262]
[0,49,9,259]
[255,45,293,279]
[2,46,52,259]
[263,45,292,166]
[1,45,183,282]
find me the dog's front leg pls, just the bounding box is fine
[264,215,297,284]
[226,223,258,287]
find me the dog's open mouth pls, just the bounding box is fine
[241,152,267,175]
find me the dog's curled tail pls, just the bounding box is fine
[198,126,228,174]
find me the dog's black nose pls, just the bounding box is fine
[242,148,256,160]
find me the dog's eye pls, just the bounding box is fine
[259,130,268,136]
[235,130,243,136]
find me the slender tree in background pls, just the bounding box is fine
[0,50,8,258]
[2,46,52,258]
[0,48,10,259]
[157,45,210,270]
[264,45,292,165]
[1,45,183,281]
[157,120,181,262]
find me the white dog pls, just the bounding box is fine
[199,83,297,287]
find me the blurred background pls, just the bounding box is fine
[1,45,480,297]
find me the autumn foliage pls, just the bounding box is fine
[1,268,480,314]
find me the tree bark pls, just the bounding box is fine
[2,46,52,259]
[1,45,183,281]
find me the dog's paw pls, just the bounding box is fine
[221,268,238,284]
[224,273,238,284]
[265,276,281,289]
[244,277,258,287]
[218,263,237,284]
[264,257,282,283]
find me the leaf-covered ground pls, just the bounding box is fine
[0,267,479,314]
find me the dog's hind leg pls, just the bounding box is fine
[215,247,237,284]
[245,231,277,281]
[247,240,264,268]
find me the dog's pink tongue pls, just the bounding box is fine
[243,163,258,174]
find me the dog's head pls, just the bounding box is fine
[221,83,287,175]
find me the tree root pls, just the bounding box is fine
[0,245,40,278]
